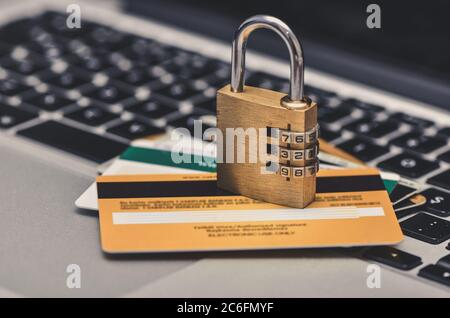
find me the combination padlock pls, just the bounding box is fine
[216,15,319,208]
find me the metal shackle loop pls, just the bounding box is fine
[231,15,305,104]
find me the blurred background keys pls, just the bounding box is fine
[0,103,37,129]
[378,153,439,178]
[65,105,119,126]
[0,78,30,96]
[24,92,74,111]
[17,121,127,162]
[345,118,397,138]
[338,138,389,161]
[390,132,446,154]
[107,120,164,140]
[43,70,91,89]
[127,99,176,119]
[85,84,133,104]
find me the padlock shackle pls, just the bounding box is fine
[231,15,304,102]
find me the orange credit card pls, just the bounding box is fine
[96,168,403,253]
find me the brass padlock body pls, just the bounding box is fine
[216,84,318,208]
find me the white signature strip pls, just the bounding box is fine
[112,207,384,225]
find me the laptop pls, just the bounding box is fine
[0,0,449,297]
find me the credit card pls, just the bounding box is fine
[97,168,403,253]
[380,172,400,195]
[75,141,216,210]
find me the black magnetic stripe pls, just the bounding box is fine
[316,175,384,193]
[97,180,232,199]
[97,175,384,199]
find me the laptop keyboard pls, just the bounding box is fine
[0,11,449,288]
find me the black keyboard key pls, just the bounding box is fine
[338,138,389,161]
[155,81,202,101]
[44,70,91,89]
[18,121,127,162]
[120,39,175,65]
[65,105,119,126]
[0,78,30,96]
[162,55,220,79]
[438,150,450,163]
[345,118,397,138]
[363,246,422,270]
[418,264,450,287]
[437,254,450,270]
[246,72,288,93]
[23,40,66,59]
[23,93,74,111]
[447,242,450,251]
[437,127,450,138]
[0,18,34,44]
[318,106,352,124]
[0,43,13,57]
[107,120,164,140]
[82,27,133,51]
[381,155,439,181]
[168,113,216,135]
[419,188,450,217]
[340,98,384,113]
[400,213,450,244]
[70,55,113,72]
[318,126,340,142]
[111,67,160,86]
[128,99,176,119]
[195,98,216,113]
[391,132,446,154]
[428,169,450,190]
[303,85,336,99]
[0,103,36,129]
[378,153,439,178]
[392,112,434,128]
[1,57,49,75]
[85,85,133,104]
